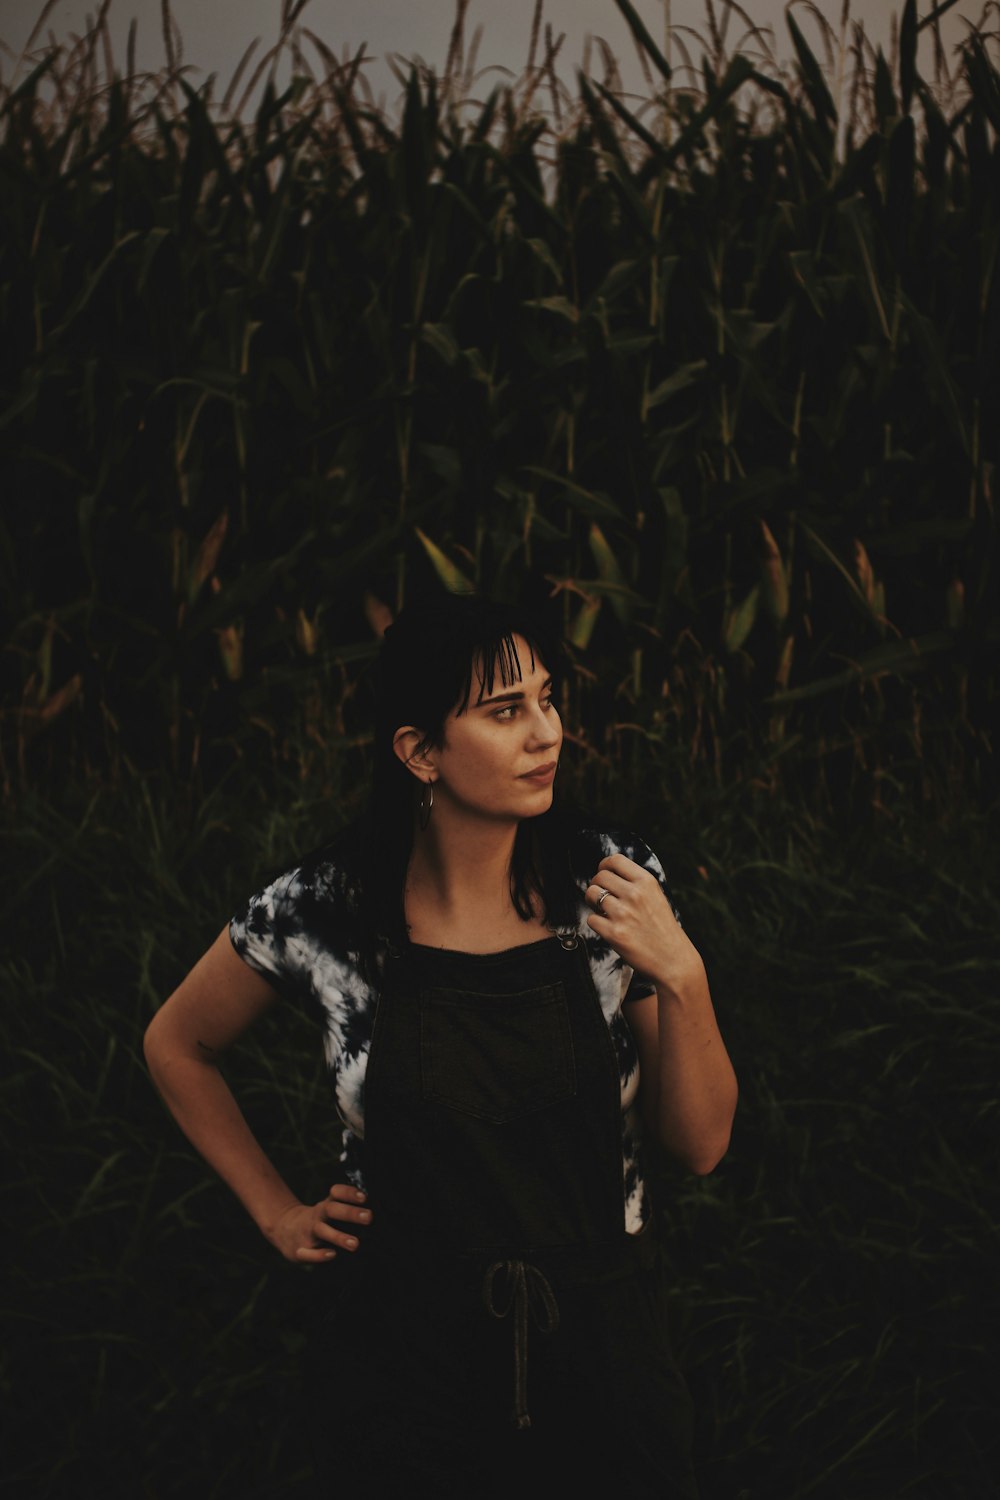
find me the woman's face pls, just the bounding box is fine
[419,635,563,823]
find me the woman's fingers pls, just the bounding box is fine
[321,1189,372,1231]
[271,1187,374,1264]
[306,1184,373,1253]
[597,853,646,880]
[320,1182,371,1230]
[585,875,631,909]
[296,1243,338,1264]
[327,1183,368,1204]
[313,1221,359,1251]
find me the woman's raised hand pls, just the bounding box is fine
[269,1183,373,1265]
[586,853,704,993]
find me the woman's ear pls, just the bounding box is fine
[392,726,436,781]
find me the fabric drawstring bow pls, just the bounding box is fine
[482,1258,560,1429]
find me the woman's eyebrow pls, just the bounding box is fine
[475,675,553,707]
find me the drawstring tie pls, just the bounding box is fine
[482,1259,560,1429]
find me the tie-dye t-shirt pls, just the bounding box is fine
[229,826,683,1236]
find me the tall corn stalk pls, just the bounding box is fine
[0,0,995,820]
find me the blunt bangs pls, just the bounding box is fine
[452,630,548,717]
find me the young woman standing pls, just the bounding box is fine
[144,593,738,1494]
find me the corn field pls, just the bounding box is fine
[0,0,996,819]
[2,6,999,1498]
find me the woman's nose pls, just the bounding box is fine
[527,706,560,745]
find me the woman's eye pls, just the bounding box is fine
[494,697,554,722]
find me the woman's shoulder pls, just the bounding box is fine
[236,820,364,926]
[561,809,659,871]
[231,820,369,976]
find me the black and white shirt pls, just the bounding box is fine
[230,826,683,1235]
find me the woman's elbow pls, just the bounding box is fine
[142,1011,161,1066]
[143,1006,184,1080]
[668,1122,734,1176]
[687,1139,730,1175]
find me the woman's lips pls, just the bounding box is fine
[520,762,557,783]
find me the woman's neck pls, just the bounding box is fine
[408,812,520,918]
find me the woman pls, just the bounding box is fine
[144,592,738,1494]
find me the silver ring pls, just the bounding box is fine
[595,890,609,912]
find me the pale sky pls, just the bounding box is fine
[0,1,977,111]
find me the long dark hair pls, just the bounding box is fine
[330,592,584,984]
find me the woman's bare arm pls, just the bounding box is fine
[143,928,371,1261]
[585,852,737,1175]
[625,973,737,1175]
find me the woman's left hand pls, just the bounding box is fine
[586,853,704,993]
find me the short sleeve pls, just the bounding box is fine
[229,865,303,997]
[621,835,684,1004]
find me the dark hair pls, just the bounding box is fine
[333,592,582,984]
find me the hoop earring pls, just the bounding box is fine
[418,781,434,830]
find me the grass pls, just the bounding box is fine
[2,757,996,1498]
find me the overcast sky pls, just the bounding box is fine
[0,1,976,110]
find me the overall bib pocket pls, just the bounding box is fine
[419,981,576,1123]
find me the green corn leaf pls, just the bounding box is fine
[522,468,625,522]
[418,444,462,488]
[916,83,948,199]
[723,584,760,653]
[835,132,881,199]
[420,324,461,367]
[575,579,649,611]
[136,227,171,297]
[49,230,142,339]
[610,0,673,83]
[887,116,916,251]
[759,520,789,629]
[945,579,965,630]
[216,622,244,682]
[471,86,501,142]
[594,80,666,160]
[440,180,492,244]
[799,521,892,630]
[654,486,694,621]
[568,596,602,649]
[722,311,776,355]
[588,522,631,626]
[899,0,918,114]
[188,511,229,606]
[256,174,294,282]
[916,0,964,32]
[646,361,708,410]
[600,164,655,250]
[0,53,56,117]
[414,527,475,593]
[788,250,825,318]
[661,54,755,170]
[901,292,969,455]
[523,295,579,323]
[401,69,431,230]
[965,36,1000,135]
[874,48,898,127]
[840,197,891,342]
[577,73,631,163]
[749,69,793,108]
[764,632,955,704]
[524,237,565,287]
[786,12,837,125]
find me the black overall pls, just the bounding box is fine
[304,933,698,1496]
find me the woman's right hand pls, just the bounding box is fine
[268,1184,373,1265]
